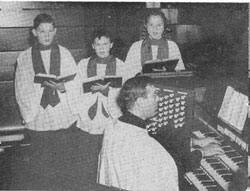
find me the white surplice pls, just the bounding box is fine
[97,120,179,191]
[15,45,82,131]
[125,39,185,77]
[77,57,132,134]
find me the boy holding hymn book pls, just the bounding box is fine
[14,13,84,189]
[77,29,131,135]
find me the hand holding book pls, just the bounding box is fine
[90,82,111,96]
[43,80,66,93]
[91,81,111,92]
[34,73,76,84]
[82,76,122,93]
[34,73,76,93]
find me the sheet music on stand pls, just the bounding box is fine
[218,86,249,134]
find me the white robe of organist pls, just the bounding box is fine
[77,57,132,135]
[15,45,82,131]
[125,39,185,77]
[97,120,179,191]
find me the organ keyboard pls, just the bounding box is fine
[185,117,248,191]
[144,84,247,191]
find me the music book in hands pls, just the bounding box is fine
[34,73,76,84]
[82,75,122,93]
[142,58,179,73]
[218,86,249,133]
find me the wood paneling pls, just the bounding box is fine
[0,49,87,81]
[0,27,91,51]
[0,9,103,27]
[0,81,22,126]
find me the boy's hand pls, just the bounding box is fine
[91,82,111,92]
[42,80,66,93]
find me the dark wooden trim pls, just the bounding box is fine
[0,49,87,81]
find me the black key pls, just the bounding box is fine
[210,163,225,169]
[196,174,211,181]
[231,157,244,162]
[226,152,240,158]
[193,169,205,174]
[206,186,220,191]
[216,169,231,174]
[221,174,233,182]
[203,132,218,137]
[202,181,216,186]
[206,158,220,163]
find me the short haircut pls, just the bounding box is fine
[117,76,154,113]
[92,28,113,43]
[145,9,167,27]
[33,13,55,29]
[140,9,168,40]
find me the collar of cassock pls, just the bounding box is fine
[119,111,147,130]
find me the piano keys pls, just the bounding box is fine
[185,167,224,191]
[185,117,248,191]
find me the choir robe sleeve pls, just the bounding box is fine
[59,46,82,117]
[15,49,41,123]
[168,40,185,71]
[125,40,144,77]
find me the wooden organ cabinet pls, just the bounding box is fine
[141,71,248,191]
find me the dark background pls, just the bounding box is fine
[0,1,248,126]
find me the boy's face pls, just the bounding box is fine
[32,23,56,46]
[92,36,113,58]
[146,15,164,40]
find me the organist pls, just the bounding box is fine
[98,76,179,191]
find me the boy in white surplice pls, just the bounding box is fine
[77,29,132,135]
[14,13,88,189]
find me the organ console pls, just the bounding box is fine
[141,71,248,191]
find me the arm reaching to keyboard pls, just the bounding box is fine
[192,137,221,148]
[198,143,225,157]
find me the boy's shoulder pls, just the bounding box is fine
[78,57,91,66]
[18,47,32,60]
[115,57,125,65]
[57,44,72,54]
[131,40,143,48]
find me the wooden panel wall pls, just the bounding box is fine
[0,2,248,126]
[0,2,146,81]
[0,2,145,126]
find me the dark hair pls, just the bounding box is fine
[117,76,153,113]
[91,28,113,44]
[33,13,55,29]
[140,9,168,40]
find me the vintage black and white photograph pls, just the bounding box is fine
[0,1,249,190]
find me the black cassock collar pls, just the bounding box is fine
[119,111,147,130]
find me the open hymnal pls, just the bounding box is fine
[218,86,249,133]
[82,75,122,93]
[34,73,76,84]
[142,58,179,73]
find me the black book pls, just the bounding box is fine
[34,73,76,84]
[142,59,179,73]
[83,76,122,93]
